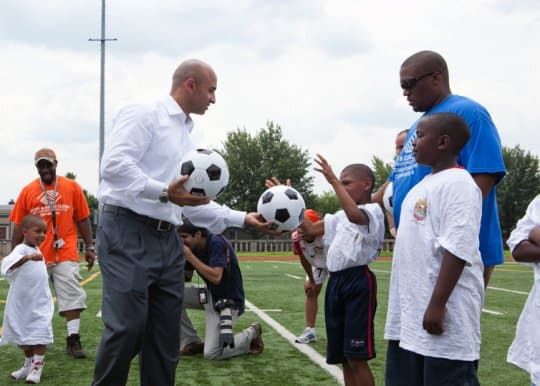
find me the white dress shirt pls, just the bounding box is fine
[97,95,245,231]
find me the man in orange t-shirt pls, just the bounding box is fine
[10,148,96,359]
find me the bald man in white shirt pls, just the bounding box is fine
[93,59,268,386]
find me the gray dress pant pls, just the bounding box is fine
[93,208,184,386]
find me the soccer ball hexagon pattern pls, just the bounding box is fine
[180,148,230,199]
[383,181,394,215]
[257,185,306,232]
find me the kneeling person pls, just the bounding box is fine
[178,221,263,360]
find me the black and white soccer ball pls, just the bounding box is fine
[257,185,306,232]
[383,181,393,215]
[180,149,229,200]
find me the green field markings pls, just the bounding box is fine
[0,256,534,385]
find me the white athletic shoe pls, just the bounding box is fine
[295,327,316,344]
[10,364,32,380]
[25,362,44,384]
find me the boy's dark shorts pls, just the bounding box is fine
[325,265,377,364]
[385,340,479,386]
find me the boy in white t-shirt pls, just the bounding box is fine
[302,156,384,386]
[506,195,540,386]
[1,214,54,384]
[384,113,484,386]
[291,209,328,344]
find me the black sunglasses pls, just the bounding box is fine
[400,71,439,90]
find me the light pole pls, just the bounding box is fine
[89,0,117,181]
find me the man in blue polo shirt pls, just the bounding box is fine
[389,50,506,287]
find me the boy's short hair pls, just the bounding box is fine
[341,164,375,193]
[177,218,209,237]
[21,214,45,230]
[423,113,470,154]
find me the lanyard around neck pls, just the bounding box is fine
[40,178,59,244]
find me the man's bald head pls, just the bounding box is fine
[170,59,217,115]
[401,50,449,86]
[171,59,215,91]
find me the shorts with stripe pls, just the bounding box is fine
[325,265,377,364]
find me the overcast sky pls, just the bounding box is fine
[1,0,539,205]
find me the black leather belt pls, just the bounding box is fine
[101,204,175,232]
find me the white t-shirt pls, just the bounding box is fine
[506,195,540,385]
[0,244,54,346]
[384,168,484,361]
[323,203,384,272]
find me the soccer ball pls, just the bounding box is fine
[257,185,306,232]
[383,181,393,215]
[180,148,229,200]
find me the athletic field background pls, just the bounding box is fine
[0,252,533,385]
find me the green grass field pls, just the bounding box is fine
[0,256,534,385]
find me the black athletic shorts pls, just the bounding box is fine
[325,265,377,364]
[385,340,479,386]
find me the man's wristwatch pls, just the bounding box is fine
[159,187,170,203]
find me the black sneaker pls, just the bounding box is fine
[66,334,87,359]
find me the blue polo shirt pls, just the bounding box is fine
[390,94,506,266]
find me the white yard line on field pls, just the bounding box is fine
[285,273,303,280]
[245,299,344,385]
[487,286,529,295]
[482,308,504,316]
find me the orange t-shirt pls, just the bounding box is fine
[10,176,91,264]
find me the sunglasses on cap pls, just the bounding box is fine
[400,71,439,90]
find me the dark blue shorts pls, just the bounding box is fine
[325,265,377,364]
[385,340,479,386]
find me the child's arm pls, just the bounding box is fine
[314,154,369,225]
[7,253,43,271]
[423,249,466,335]
[512,226,540,263]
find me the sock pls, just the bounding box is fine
[33,354,45,365]
[24,356,32,367]
[67,319,80,336]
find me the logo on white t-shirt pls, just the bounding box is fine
[413,198,428,221]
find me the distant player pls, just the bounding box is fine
[291,209,328,344]
[383,129,408,238]
[506,195,540,386]
[1,215,54,384]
